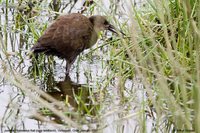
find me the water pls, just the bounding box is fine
[0,0,150,132]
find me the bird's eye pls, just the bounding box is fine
[104,20,109,25]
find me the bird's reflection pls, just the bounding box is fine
[47,75,90,109]
[31,73,99,124]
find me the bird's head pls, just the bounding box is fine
[89,15,117,34]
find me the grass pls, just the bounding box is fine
[0,0,199,132]
[125,0,198,132]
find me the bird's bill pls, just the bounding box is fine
[107,24,125,36]
[107,24,118,34]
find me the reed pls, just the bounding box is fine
[0,0,198,132]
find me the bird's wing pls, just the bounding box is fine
[32,14,93,61]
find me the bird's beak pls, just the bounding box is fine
[107,24,118,34]
[107,24,126,36]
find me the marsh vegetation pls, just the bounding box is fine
[0,0,199,132]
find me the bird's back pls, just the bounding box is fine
[32,13,96,62]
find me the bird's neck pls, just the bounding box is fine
[87,31,98,49]
[93,26,101,33]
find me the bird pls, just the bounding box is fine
[31,13,118,75]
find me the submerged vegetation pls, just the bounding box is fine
[0,0,199,132]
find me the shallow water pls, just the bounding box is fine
[0,0,150,132]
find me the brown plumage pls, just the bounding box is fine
[32,13,117,74]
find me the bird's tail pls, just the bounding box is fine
[29,44,47,59]
[31,43,48,54]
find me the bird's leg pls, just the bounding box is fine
[65,61,72,75]
[65,56,77,75]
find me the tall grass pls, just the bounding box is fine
[114,0,199,132]
[0,0,199,132]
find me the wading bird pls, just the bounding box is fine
[32,13,118,75]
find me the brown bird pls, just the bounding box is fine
[32,13,117,75]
